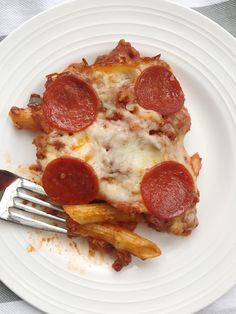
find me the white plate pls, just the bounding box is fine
[0,0,236,313]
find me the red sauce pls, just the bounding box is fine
[0,171,17,191]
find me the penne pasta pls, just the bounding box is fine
[63,203,142,225]
[9,107,38,131]
[67,219,161,260]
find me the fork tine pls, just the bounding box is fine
[20,178,47,196]
[17,190,64,212]
[9,211,67,233]
[13,199,66,222]
[0,173,68,234]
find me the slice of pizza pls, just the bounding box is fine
[9,40,201,270]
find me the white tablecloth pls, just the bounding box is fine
[0,0,236,313]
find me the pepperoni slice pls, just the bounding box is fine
[140,161,195,219]
[42,157,99,205]
[42,73,99,132]
[134,66,184,116]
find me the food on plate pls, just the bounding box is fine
[63,203,142,225]
[67,218,161,260]
[9,40,201,271]
[42,156,99,205]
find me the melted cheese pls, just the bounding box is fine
[39,59,195,211]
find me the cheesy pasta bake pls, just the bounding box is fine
[9,40,201,271]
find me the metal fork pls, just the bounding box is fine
[0,169,67,233]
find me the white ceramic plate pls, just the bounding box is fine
[0,1,236,313]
